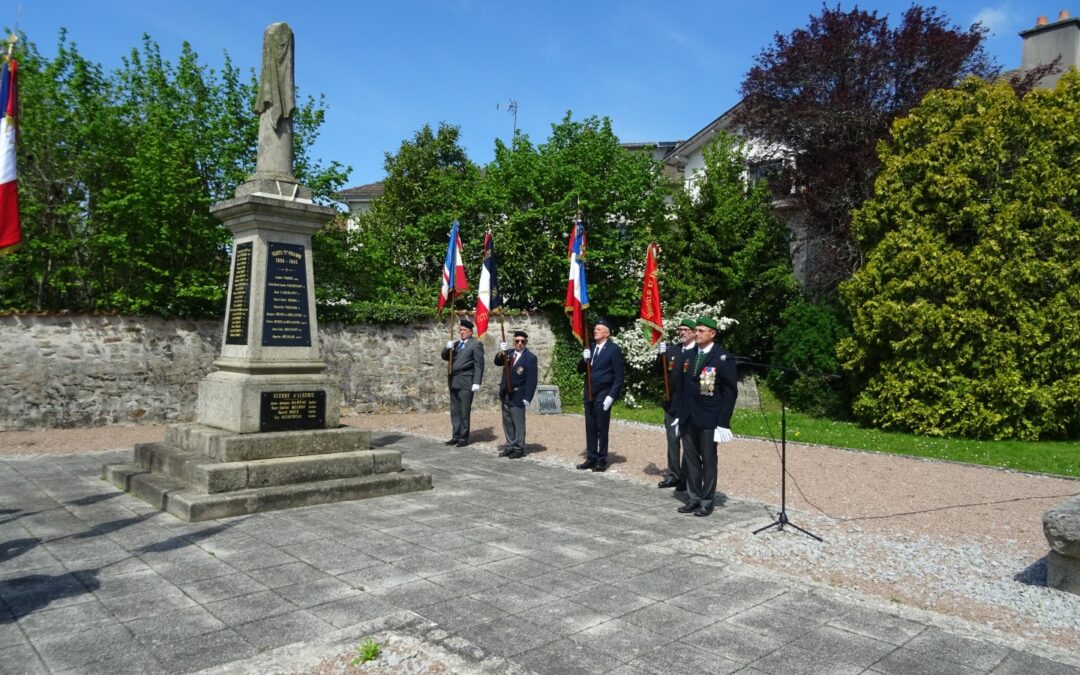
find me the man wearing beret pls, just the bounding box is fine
[673,316,738,516]
[576,318,624,472]
[440,318,485,447]
[493,330,539,459]
[655,318,698,490]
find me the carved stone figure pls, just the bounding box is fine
[254,22,295,180]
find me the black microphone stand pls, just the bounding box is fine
[738,359,827,542]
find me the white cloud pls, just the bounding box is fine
[972,6,1014,36]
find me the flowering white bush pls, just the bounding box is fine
[615,301,737,407]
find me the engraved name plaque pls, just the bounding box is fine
[262,241,311,346]
[259,390,326,432]
[225,242,253,345]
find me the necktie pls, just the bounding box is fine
[457,340,464,351]
[594,344,602,359]
[695,349,706,371]
[513,351,521,365]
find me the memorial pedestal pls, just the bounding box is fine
[104,182,431,521]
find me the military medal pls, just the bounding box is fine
[700,366,716,396]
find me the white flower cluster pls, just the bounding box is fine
[618,300,738,374]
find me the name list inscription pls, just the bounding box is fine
[262,241,312,346]
[225,242,253,345]
[260,390,326,432]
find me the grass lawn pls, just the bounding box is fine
[566,396,1080,479]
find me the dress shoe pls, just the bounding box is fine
[498,447,512,457]
[591,462,608,472]
[657,478,679,489]
[507,450,525,459]
[444,439,459,446]
[693,507,714,517]
[677,502,701,514]
[576,460,596,470]
[455,440,470,447]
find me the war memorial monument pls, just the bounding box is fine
[103,23,431,521]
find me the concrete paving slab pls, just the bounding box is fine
[0,432,1077,674]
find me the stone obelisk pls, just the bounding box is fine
[105,24,431,521]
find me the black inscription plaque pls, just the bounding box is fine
[225,242,253,345]
[260,390,326,432]
[262,241,311,346]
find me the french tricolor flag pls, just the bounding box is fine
[474,230,502,337]
[437,220,468,313]
[563,220,590,344]
[0,57,19,255]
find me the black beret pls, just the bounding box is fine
[513,330,528,339]
[459,318,474,329]
[595,317,612,330]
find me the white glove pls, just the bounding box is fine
[714,427,733,443]
[582,349,591,360]
[500,341,508,351]
[670,418,679,436]
[602,395,613,411]
[446,341,455,350]
[657,342,667,354]
[471,384,480,392]
[522,400,530,406]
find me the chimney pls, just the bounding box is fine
[1019,9,1080,89]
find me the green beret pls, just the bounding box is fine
[695,317,718,331]
[678,318,697,330]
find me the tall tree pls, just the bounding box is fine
[477,113,671,317]
[668,132,798,361]
[352,123,482,303]
[839,73,1080,440]
[0,31,348,317]
[737,3,994,293]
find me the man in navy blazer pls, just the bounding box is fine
[440,318,485,447]
[674,316,738,516]
[576,318,624,472]
[493,330,539,459]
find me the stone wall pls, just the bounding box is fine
[0,314,556,430]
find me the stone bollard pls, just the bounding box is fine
[1043,495,1080,593]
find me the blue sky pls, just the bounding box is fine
[14,1,1055,189]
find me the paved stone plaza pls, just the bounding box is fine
[1,432,1077,674]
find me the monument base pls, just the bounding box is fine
[103,422,432,521]
[196,370,340,434]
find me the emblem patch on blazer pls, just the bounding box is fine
[515,366,524,375]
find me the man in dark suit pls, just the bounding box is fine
[576,318,624,472]
[656,318,698,490]
[440,318,485,447]
[493,330,539,459]
[674,316,738,516]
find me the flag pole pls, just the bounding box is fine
[654,243,671,403]
[498,310,512,394]
[447,290,455,375]
[583,316,593,401]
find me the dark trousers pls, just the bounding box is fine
[663,408,686,489]
[448,387,474,441]
[584,398,612,464]
[684,422,718,508]
[501,400,527,451]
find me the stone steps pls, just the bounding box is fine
[132,442,402,494]
[165,422,371,462]
[104,463,432,521]
[103,422,431,522]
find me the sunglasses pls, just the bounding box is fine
[513,338,527,342]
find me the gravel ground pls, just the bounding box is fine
[3,410,1080,656]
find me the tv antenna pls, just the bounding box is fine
[497,98,518,136]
